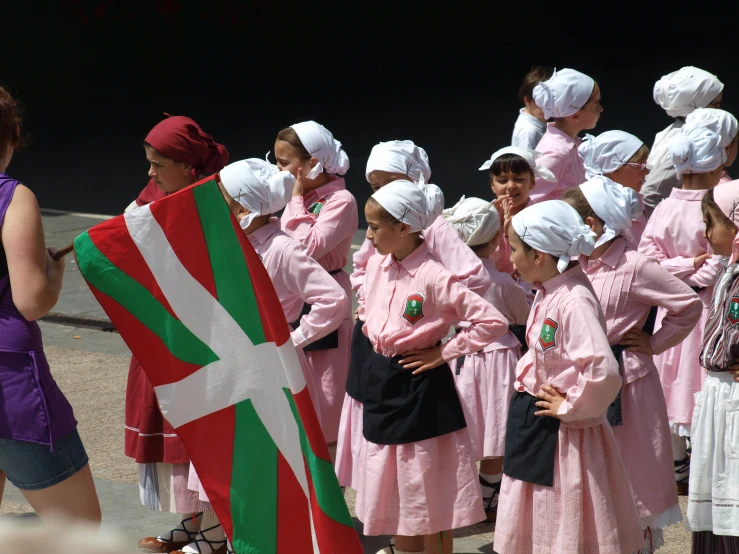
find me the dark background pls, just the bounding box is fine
[3,2,739,216]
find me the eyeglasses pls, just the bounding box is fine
[624,162,648,171]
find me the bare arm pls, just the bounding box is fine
[2,185,65,320]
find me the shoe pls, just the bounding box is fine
[479,475,501,523]
[137,537,191,553]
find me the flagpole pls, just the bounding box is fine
[52,244,74,261]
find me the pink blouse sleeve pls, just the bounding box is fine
[426,219,492,297]
[532,149,567,200]
[435,271,508,362]
[555,297,622,422]
[282,192,358,260]
[280,241,349,348]
[630,255,702,355]
[684,255,721,288]
[488,277,530,325]
[637,212,696,278]
[350,237,375,298]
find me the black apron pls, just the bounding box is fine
[362,348,467,445]
[606,305,658,427]
[346,318,371,401]
[503,390,560,487]
[289,269,342,352]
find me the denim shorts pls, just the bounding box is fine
[0,428,89,490]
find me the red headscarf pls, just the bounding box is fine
[136,115,230,206]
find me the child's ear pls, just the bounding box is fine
[399,222,411,236]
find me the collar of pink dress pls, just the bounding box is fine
[379,241,430,276]
[541,264,587,292]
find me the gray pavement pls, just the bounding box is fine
[0,211,692,553]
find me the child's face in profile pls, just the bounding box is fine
[490,170,534,211]
[575,83,603,130]
[704,210,738,257]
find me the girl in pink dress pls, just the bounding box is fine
[357,180,507,554]
[564,177,702,553]
[638,125,727,494]
[493,200,644,554]
[578,130,651,248]
[183,159,350,554]
[688,180,739,552]
[528,68,603,203]
[479,146,556,305]
[443,196,529,522]
[275,121,357,453]
[338,141,492,490]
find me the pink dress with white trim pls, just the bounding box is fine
[582,237,701,539]
[638,187,721,435]
[281,178,358,444]
[354,242,507,536]
[453,258,528,460]
[493,265,644,554]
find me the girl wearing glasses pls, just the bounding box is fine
[578,130,651,248]
[638,126,726,497]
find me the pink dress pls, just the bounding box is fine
[188,221,349,500]
[621,196,648,250]
[582,237,701,537]
[638,188,721,435]
[454,258,529,460]
[490,199,536,305]
[337,215,492,487]
[354,242,508,536]
[529,124,587,204]
[281,178,358,444]
[493,265,644,554]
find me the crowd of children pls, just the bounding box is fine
[0,62,733,554]
[122,65,738,554]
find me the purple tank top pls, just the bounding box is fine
[0,175,76,448]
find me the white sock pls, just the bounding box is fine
[157,512,202,542]
[183,510,226,554]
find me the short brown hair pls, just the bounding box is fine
[562,186,604,225]
[0,87,23,154]
[276,127,311,160]
[518,65,554,104]
[365,196,400,224]
[627,144,650,165]
[702,189,736,237]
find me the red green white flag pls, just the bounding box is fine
[73,176,363,554]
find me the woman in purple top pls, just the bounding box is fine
[0,87,100,523]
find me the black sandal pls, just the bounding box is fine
[172,523,228,554]
[479,475,502,521]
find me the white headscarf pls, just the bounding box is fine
[290,121,350,178]
[220,159,296,229]
[685,108,738,147]
[579,176,643,247]
[578,130,644,179]
[478,146,557,182]
[371,179,444,233]
[365,140,432,184]
[442,196,500,246]
[653,66,724,119]
[532,68,595,120]
[511,200,596,273]
[670,125,727,176]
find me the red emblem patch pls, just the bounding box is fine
[403,293,425,325]
[728,296,739,326]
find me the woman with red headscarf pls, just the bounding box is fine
[125,115,231,554]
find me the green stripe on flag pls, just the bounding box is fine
[193,181,266,345]
[283,389,355,527]
[231,399,277,553]
[74,232,219,367]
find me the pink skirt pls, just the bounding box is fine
[304,317,352,444]
[493,419,644,554]
[454,346,519,459]
[334,393,362,488]
[354,428,485,536]
[612,369,681,528]
[654,301,709,432]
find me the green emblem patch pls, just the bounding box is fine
[403,293,425,325]
[308,198,327,215]
[728,296,739,326]
[538,317,558,352]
